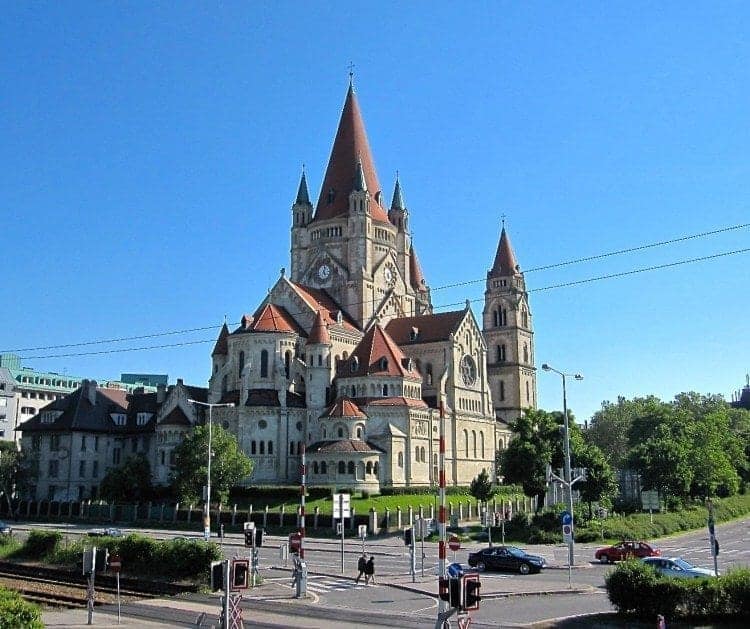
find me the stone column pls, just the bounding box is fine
[396,506,402,530]
[369,508,378,535]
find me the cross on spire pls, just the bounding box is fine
[348,61,355,86]
[501,213,507,228]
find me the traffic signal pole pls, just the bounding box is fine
[435,400,456,629]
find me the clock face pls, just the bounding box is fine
[460,355,477,387]
[317,264,331,280]
[384,267,393,284]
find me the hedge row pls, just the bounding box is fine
[0,587,43,628]
[606,560,750,620]
[17,530,220,581]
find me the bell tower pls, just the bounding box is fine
[482,225,536,425]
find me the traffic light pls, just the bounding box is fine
[463,574,481,610]
[449,577,462,609]
[255,528,263,547]
[438,577,450,602]
[231,559,249,590]
[245,530,254,548]
[210,561,224,592]
[404,527,413,546]
[94,548,109,572]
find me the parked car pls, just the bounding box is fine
[467,545,546,575]
[642,557,717,579]
[595,541,660,563]
[87,527,123,538]
[0,521,12,535]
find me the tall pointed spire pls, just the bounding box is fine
[295,168,311,205]
[313,84,388,223]
[489,226,520,276]
[307,310,331,345]
[391,174,405,210]
[353,157,367,192]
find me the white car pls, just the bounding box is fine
[87,527,124,538]
[642,556,717,578]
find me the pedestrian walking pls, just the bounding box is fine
[365,556,375,585]
[355,554,366,583]
[657,614,666,629]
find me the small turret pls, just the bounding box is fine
[292,169,313,227]
[388,175,409,232]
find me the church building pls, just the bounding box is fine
[207,82,537,490]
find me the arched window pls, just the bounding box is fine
[415,445,420,461]
[373,461,379,475]
[499,380,505,401]
[480,432,485,459]
[426,363,433,386]
[290,441,295,455]
[348,461,355,475]
[526,380,530,402]
[238,351,245,377]
[522,307,528,328]
[268,440,273,455]
[250,440,256,455]
[472,431,477,458]
[322,426,327,439]
[222,375,228,393]
[321,461,327,474]
[337,426,344,438]
[421,446,426,462]
[398,452,404,467]
[260,349,269,378]
[356,426,363,439]
[285,351,291,378]
[259,441,265,455]
[338,461,345,474]
[523,343,529,363]
[493,309,499,327]
[498,438,505,450]
[464,429,469,457]
[318,354,323,366]
[366,461,373,474]
[313,462,319,474]
[379,357,388,371]
[382,384,388,396]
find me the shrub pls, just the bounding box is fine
[0,587,43,628]
[605,559,659,616]
[21,530,62,559]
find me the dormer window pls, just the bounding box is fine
[379,357,388,371]
[41,411,62,424]
[350,356,359,372]
[111,413,126,426]
[137,412,152,426]
[336,311,343,324]
[410,327,419,341]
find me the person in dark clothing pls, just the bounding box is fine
[355,554,366,583]
[365,556,375,585]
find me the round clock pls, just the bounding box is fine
[384,266,394,284]
[460,355,477,386]
[318,264,331,280]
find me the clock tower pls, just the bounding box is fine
[289,82,431,330]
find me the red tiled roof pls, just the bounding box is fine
[313,85,389,224]
[307,439,383,454]
[338,324,421,379]
[212,323,230,356]
[288,282,359,332]
[248,304,306,336]
[363,396,429,409]
[385,310,466,345]
[409,246,428,293]
[321,397,367,419]
[489,227,520,277]
[307,310,331,345]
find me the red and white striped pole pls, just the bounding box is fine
[300,443,306,560]
[437,400,447,616]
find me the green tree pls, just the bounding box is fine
[0,442,37,513]
[574,441,618,518]
[99,454,154,502]
[469,469,494,503]
[688,408,741,498]
[170,424,253,505]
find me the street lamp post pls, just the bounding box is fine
[541,364,583,569]
[188,399,235,541]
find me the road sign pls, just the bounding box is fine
[244,521,255,531]
[448,535,461,551]
[562,524,572,543]
[332,493,351,519]
[641,490,660,511]
[561,511,572,525]
[109,554,122,574]
[358,524,367,539]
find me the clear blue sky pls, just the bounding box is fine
[2,2,749,423]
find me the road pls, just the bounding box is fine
[18,516,749,627]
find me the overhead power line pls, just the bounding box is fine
[16,245,750,361]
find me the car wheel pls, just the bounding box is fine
[519,563,530,575]
[477,561,486,572]
[600,554,609,564]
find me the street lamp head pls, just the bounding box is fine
[542,364,551,371]
[574,374,584,381]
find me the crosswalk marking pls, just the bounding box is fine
[286,575,372,594]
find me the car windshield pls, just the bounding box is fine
[673,558,695,570]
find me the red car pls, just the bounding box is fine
[595,541,660,563]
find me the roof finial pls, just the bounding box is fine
[348,61,355,87]
[501,213,507,229]
[746,373,749,386]
[223,314,227,325]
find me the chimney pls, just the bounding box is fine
[157,383,166,404]
[177,378,184,386]
[85,380,97,406]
